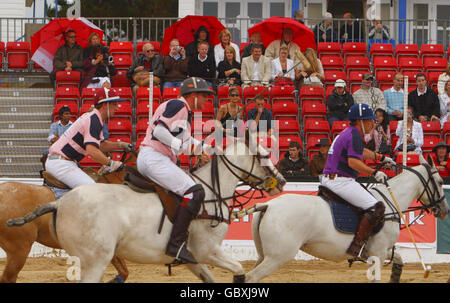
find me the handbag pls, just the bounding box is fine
[378,141,391,155]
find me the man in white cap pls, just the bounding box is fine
[326,79,354,127]
[46,88,132,188]
[313,12,337,42]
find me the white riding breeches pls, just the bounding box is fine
[321,175,379,210]
[137,146,196,197]
[45,157,96,188]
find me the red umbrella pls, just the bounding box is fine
[161,15,226,55]
[31,17,103,73]
[248,16,316,51]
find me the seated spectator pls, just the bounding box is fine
[408,73,440,122]
[384,72,404,121]
[313,12,337,42]
[242,31,265,59]
[217,45,241,87]
[297,48,324,88]
[265,28,301,62]
[439,79,450,127]
[185,26,215,61]
[80,44,116,89]
[271,46,297,84]
[215,87,244,138]
[279,141,308,178]
[241,43,271,87]
[247,94,273,137]
[326,79,354,127]
[368,19,390,41]
[353,73,386,111]
[430,141,450,177]
[83,32,108,60]
[51,29,83,87]
[187,41,216,87]
[293,9,304,24]
[127,43,164,95]
[340,12,364,42]
[162,38,188,89]
[310,138,331,177]
[365,108,391,154]
[438,63,450,96]
[214,29,240,67]
[394,107,423,154]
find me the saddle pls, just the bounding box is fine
[123,166,180,225]
[317,185,384,235]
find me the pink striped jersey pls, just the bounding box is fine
[140,97,192,163]
[49,109,105,162]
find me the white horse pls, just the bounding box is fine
[239,156,449,283]
[7,140,286,283]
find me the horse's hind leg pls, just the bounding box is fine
[389,248,403,283]
[186,263,215,283]
[79,254,113,283]
[108,256,129,283]
[0,242,33,283]
[245,254,293,283]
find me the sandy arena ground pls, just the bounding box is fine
[1,257,448,283]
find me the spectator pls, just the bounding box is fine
[162,38,188,89]
[187,41,216,87]
[438,63,450,96]
[214,29,240,67]
[271,46,297,83]
[265,28,301,62]
[215,87,244,138]
[353,73,386,111]
[48,105,73,145]
[297,48,324,88]
[408,73,440,122]
[326,79,354,127]
[439,79,450,127]
[80,44,116,89]
[365,108,391,154]
[279,141,308,178]
[310,138,331,177]
[430,141,450,177]
[217,45,241,87]
[82,32,108,60]
[241,43,272,87]
[242,31,265,59]
[293,10,304,24]
[340,12,364,42]
[313,12,337,42]
[247,94,273,136]
[185,26,215,60]
[127,43,164,95]
[368,19,390,41]
[384,72,405,121]
[394,106,423,154]
[51,29,83,87]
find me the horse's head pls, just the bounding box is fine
[415,155,449,219]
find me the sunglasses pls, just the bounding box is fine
[230,94,239,97]
[146,49,154,52]
[68,35,76,38]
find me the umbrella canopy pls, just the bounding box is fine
[248,16,316,51]
[161,15,226,55]
[31,17,103,73]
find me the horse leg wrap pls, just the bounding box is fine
[233,274,245,283]
[389,263,403,283]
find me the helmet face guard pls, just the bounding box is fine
[180,77,215,96]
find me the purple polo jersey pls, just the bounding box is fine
[323,125,364,178]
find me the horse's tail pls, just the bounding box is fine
[6,201,58,227]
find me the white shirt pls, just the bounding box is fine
[253,59,260,81]
[439,93,450,127]
[198,54,208,63]
[417,87,427,96]
[214,43,240,67]
[271,57,295,81]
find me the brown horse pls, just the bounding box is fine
[0,152,135,283]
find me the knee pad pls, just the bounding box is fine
[365,202,385,226]
[184,184,205,214]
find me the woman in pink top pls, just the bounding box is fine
[137,77,214,264]
[46,88,132,188]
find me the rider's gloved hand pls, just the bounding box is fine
[381,155,395,167]
[102,159,123,174]
[374,171,388,183]
[119,142,133,153]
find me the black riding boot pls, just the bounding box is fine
[165,184,204,264]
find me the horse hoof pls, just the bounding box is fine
[6,218,25,227]
[107,275,124,283]
[233,274,245,283]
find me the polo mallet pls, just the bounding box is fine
[384,181,432,278]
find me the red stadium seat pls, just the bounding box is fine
[395,44,419,60]
[113,100,132,117]
[420,44,445,59]
[376,70,396,85]
[239,42,249,56]
[114,87,133,103]
[324,70,347,86]
[369,43,394,60]
[304,120,330,142]
[243,85,269,104]
[163,87,180,101]
[272,101,298,120]
[301,102,327,122]
[109,41,133,61]
[443,121,450,141]
[348,70,366,89]
[81,87,101,105]
[55,86,80,105]
[0,41,4,69]
[217,86,242,104]
[278,135,303,152]
[331,120,350,138]
[6,41,30,70]
[55,71,81,88]
[398,57,423,72]
[136,99,160,117]
[136,86,162,104]
[299,86,324,102]
[277,119,300,136]
[342,42,366,60]
[373,56,397,77]
[111,69,130,87]
[420,121,441,137]
[136,117,149,135]
[320,55,344,70]
[112,54,133,69]
[107,117,132,135]
[53,101,79,118]
[108,134,132,144]
[396,153,421,167]
[79,155,101,168]
[423,57,448,72]
[270,85,296,104]
[192,101,215,119]
[345,56,370,73]
[422,136,440,152]
[306,134,329,158]
[80,101,94,115]
[428,71,443,92]
[317,42,341,58]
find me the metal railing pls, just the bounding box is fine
[0,17,448,51]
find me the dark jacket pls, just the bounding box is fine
[339,21,364,42]
[126,54,164,87]
[185,26,215,60]
[83,45,109,60]
[327,89,355,120]
[187,54,216,82]
[80,54,116,88]
[53,42,84,71]
[408,87,440,120]
[217,59,241,86]
[313,22,337,42]
[279,151,308,178]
